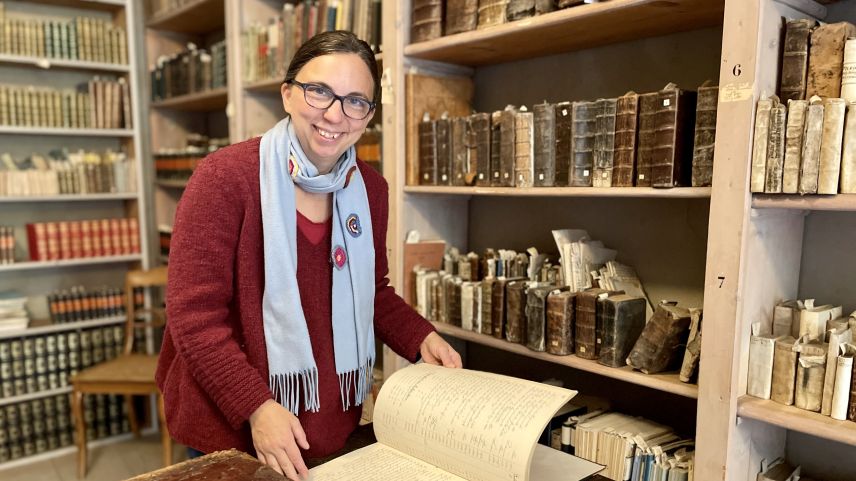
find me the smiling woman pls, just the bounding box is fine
[155,30,462,481]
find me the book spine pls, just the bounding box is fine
[613,93,639,187]
[807,22,856,99]
[651,87,695,188]
[831,354,853,420]
[782,99,807,193]
[533,102,556,187]
[635,92,658,186]
[691,84,718,187]
[506,0,535,21]
[799,99,825,194]
[574,290,601,360]
[505,281,528,344]
[841,102,856,193]
[598,298,646,368]
[554,102,572,186]
[750,98,774,193]
[795,348,826,412]
[592,98,617,188]
[513,110,534,188]
[747,336,777,399]
[451,116,469,186]
[418,119,438,185]
[499,109,517,187]
[445,0,478,36]
[763,103,786,193]
[817,98,846,194]
[570,100,597,187]
[435,117,452,185]
[771,338,798,405]
[477,0,509,30]
[779,19,814,102]
[844,38,856,102]
[411,0,444,43]
[490,110,503,186]
[470,112,492,186]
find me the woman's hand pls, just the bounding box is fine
[249,399,310,480]
[419,332,463,368]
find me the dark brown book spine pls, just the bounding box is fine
[635,92,659,186]
[418,119,438,185]
[490,110,503,186]
[806,22,856,99]
[546,291,576,355]
[575,288,609,360]
[411,0,444,43]
[849,356,856,420]
[779,19,815,102]
[627,303,692,374]
[570,101,598,187]
[533,102,556,187]
[526,285,558,352]
[445,277,462,327]
[491,279,509,339]
[514,110,534,188]
[451,117,469,186]
[506,0,535,21]
[499,109,517,187]
[598,296,647,368]
[651,85,696,188]
[592,98,618,187]
[445,0,478,36]
[469,112,492,186]
[554,102,573,186]
[613,92,639,187]
[435,117,453,186]
[505,280,529,344]
[480,278,495,335]
[691,83,718,187]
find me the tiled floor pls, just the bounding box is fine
[0,435,188,481]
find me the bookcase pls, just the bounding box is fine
[0,0,151,469]
[381,0,856,480]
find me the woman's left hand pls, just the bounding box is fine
[419,332,463,368]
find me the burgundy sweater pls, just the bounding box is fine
[155,137,434,457]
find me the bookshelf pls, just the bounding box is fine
[403,186,712,198]
[752,194,856,211]
[737,396,856,448]
[0,0,151,468]
[146,0,224,34]
[150,86,229,111]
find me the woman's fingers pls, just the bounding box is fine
[273,448,299,480]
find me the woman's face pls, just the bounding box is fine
[282,53,375,171]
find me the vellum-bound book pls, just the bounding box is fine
[773,299,803,338]
[844,38,856,101]
[477,0,509,29]
[799,96,825,194]
[771,336,799,405]
[817,97,847,194]
[310,364,603,481]
[680,307,703,383]
[750,96,776,193]
[764,102,786,193]
[794,340,827,412]
[748,322,782,400]
[799,301,842,341]
[840,102,856,193]
[821,326,852,415]
[831,343,856,420]
[782,100,807,193]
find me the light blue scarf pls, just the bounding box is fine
[259,117,375,414]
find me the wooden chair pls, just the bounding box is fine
[70,266,172,478]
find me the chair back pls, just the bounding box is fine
[123,266,168,355]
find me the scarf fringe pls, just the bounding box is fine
[270,368,320,414]
[337,358,376,411]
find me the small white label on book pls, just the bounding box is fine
[423,174,428,180]
[479,173,484,179]
[602,172,608,178]
[663,99,671,107]
[639,174,645,180]
[504,172,509,178]
[539,173,544,180]
[583,170,590,177]
[442,175,447,181]
[494,172,499,178]
[562,109,568,116]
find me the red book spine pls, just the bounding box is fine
[58,221,71,259]
[69,221,82,259]
[46,222,60,261]
[80,220,93,257]
[100,219,112,256]
[91,219,103,257]
[128,218,140,254]
[119,218,130,255]
[109,218,121,256]
[26,223,41,261]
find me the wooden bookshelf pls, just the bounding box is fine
[0,54,129,73]
[0,387,72,408]
[403,0,724,66]
[244,78,282,94]
[146,0,225,34]
[0,193,138,203]
[23,0,125,12]
[0,316,125,340]
[737,396,856,447]
[404,186,712,198]
[0,255,142,273]
[431,322,698,399]
[0,127,133,137]
[752,194,856,211]
[151,87,229,112]
[155,179,189,189]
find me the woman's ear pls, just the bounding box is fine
[281,82,292,114]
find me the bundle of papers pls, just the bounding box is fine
[0,291,29,331]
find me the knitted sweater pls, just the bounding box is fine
[155,137,434,457]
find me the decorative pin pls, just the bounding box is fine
[332,245,347,270]
[343,166,357,188]
[345,214,362,238]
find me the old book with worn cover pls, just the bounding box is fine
[635,92,658,186]
[480,277,496,335]
[750,96,775,193]
[446,276,463,327]
[507,0,535,21]
[469,112,492,186]
[782,99,807,193]
[821,327,852,415]
[771,336,799,405]
[490,110,503,186]
[418,118,438,185]
[575,288,612,360]
[546,290,576,356]
[748,332,782,400]
[555,101,573,186]
[598,294,646,368]
[505,280,530,344]
[799,303,842,341]
[533,102,557,187]
[831,351,853,420]
[613,91,639,187]
[841,102,856,193]
[779,19,816,102]
[411,0,443,43]
[626,302,691,374]
[436,117,453,186]
[514,109,535,188]
[451,117,470,186]
[477,0,509,29]
[570,100,598,187]
[764,103,786,193]
[806,21,856,99]
[799,96,825,194]
[843,38,856,101]
[651,83,696,188]
[491,277,525,340]
[445,0,478,36]
[461,282,477,330]
[680,307,703,383]
[525,285,559,352]
[795,341,827,412]
[535,0,556,14]
[691,81,718,187]
[592,98,617,188]
[773,299,803,338]
[499,108,517,187]
[817,97,846,194]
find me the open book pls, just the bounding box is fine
[310,364,603,481]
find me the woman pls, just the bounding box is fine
[155,31,462,480]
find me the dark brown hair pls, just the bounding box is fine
[283,31,380,103]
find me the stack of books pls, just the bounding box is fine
[0,291,28,331]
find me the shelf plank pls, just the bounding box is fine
[404,186,712,198]
[0,316,125,340]
[0,386,72,407]
[0,193,137,202]
[244,78,282,94]
[0,54,129,73]
[737,396,856,447]
[404,0,724,66]
[151,87,228,111]
[146,0,224,34]
[22,0,124,11]
[155,179,189,189]
[0,254,141,272]
[432,321,698,399]
[752,194,856,211]
[0,126,133,137]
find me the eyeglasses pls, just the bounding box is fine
[287,80,376,120]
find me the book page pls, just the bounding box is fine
[373,364,576,481]
[310,443,467,481]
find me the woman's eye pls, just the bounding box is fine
[346,97,366,107]
[308,86,330,96]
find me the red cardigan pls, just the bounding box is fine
[155,137,434,457]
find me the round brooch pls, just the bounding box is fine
[331,245,347,270]
[345,214,362,238]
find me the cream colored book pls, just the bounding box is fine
[831,343,856,420]
[821,326,852,415]
[310,364,603,481]
[782,100,807,193]
[799,96,824,194]
[817,97,846,194]
[841,102,856,193]
[843,38,856,101]
[751,96,775,193]
[799,301,842,341]
[748,322,782,400]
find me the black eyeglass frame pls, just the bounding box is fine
[286,79,377,120]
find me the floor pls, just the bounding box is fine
[0,434,189,481]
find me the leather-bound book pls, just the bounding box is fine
[506,0,535,21]
[598,294,646,368]
[557,0,583,7]
[806,21,856,99]
[779,19,816,102]
[554,101,573,186]
[651,83,697,188]
[817,97,846,194]
[782,99,807,193]
[764,103,786,193]
[490,110,503,186]
[613,91,639,187]
[445,0,478,36]
[444,276,463,327]
[533,102,557,186]
[626,301,691,374]
[575,288,622,360]
[535,0,556,14]
[570,100,598,186]
[435,117,453,185]
[491,277,525,339]
[451,117,470,186]
[592,98,618,188]
[477,0,509,29]
[546,290,576,355]
[480,277,496,335]
[525,284,559,352]
[505,280,529,344]
[799,96,825,194]
[436,273,450,324]
[680,308,703,383]
[430,275,443,323]
[750,96,775,193]
[795,341,827,412]
[848,347,856,421]
[841,102,856,193]
[411,0,444,43]
[514,108,535,188]
[635,92,659,186]
[418,116,438,185]
[499,108,517,187]
[469,112,492,186]
[691,81,718,187]
[771,336,799,405]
